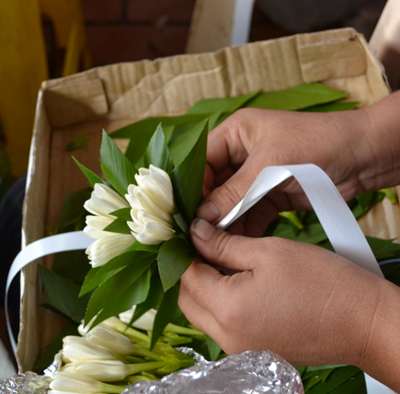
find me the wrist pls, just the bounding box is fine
[356,92,400,191]
[356,279,400,390]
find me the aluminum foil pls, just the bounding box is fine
[127,350,303,394]
[0,372,50,394]
[0,351,302,393]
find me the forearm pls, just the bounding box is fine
[357,279,400,390]
[357,91,400,191]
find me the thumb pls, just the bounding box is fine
[198,157,259,223]
[190,218,256,271]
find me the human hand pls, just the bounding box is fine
[179,220,400,389]
[200,102,400,235]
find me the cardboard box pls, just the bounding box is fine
[20,27,396,371]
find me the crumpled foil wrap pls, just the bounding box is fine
[0,350,302,394]
[126,350,303,394]
[0,372,50,394]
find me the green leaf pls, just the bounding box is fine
[111,114,208,165]
[302,101,359,112]
[367,236,400,260]
[173,122,208,221]
[246,83,347,111]
[157,237,194,291]
[110,207,131,220]
[103,217,131,234]
[52,250,90,284]
[169,120,208,168]
[173,212,188,233]
[130,273,163,325]
[72,157,103,187]
[100,130,135,195]
[40,266,88,323]
[188,91,260,114]
[305,365,365,393]
[206,337,222,361]
[380,187,398,204]
[146,124,170,170]
[85,256,153,325]
[151,283,180,348]
[80,250,155,296]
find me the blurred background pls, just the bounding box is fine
[0,0,392,358]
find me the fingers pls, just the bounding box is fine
[190,219,257,271]
[198,156,260,222]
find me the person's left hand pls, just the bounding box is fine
[179,218,387,368]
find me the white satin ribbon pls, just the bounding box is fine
[5,231,93,353]
[218,164,382,277]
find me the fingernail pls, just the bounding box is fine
[191,218,214,241]
[197,201,220,222]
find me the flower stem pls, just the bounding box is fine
[101,383,126,393]
[127,361,165,375]
[166,323,205,338]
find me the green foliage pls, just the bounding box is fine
[72,157,103,187]
[146,124,170,170]
[100,130,135,195]
[157,237,194,291]
[39,266,88,323]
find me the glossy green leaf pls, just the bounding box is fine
[367,236,400,260]
[173,212,188,233]
[80,250,151,296]
[169,120,208,168]
[100,130,135,195]
[188,91,259,114]
[151,283,180,348]
[246,83,347,110]
[111,114,208,165]
[85,256,153,325]
[146,124,170,170]
[40,266,88,323]
[130,273,163,325]
[103,217,131,234]
[206,337,222,361]
[110,207,131,220]
[157,237,194,291]
[380,187,398,204]
[173,122,208,221]
[302,101,359,112]
[72,157,103,187]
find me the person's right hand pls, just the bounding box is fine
[199,97,400,235]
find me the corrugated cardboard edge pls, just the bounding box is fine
[20,28,393,370]
[18,89,51,370]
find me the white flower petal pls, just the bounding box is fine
[85,233,134,267]
[83,215,114,239]
[62,360,129,382]
[119,307,156,331]
[84,183,128,216]
[50,372,103,393]
[62,336,114,363]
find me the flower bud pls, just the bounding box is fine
[83,215,114,239]
[85,233,133,267]
[85,325,135,355]
[49,372,105,393]
[84,183,128,217]
[125,165,175,245]
[119,308,156,331]
[62,336,114,363]
[62,360,130,382]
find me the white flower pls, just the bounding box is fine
[125,165,175,245]
[119,307,156,331]
[84,183,128,217]
[49,372,106,393]
[62,336,114,363]
[62,360,131,382]
[83,183,134,267]
[83,215,114,239]
[84,325,135,355]
[85,233,133,267]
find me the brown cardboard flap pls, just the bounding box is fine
[42,74,108,128]
[297,28,366,82]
